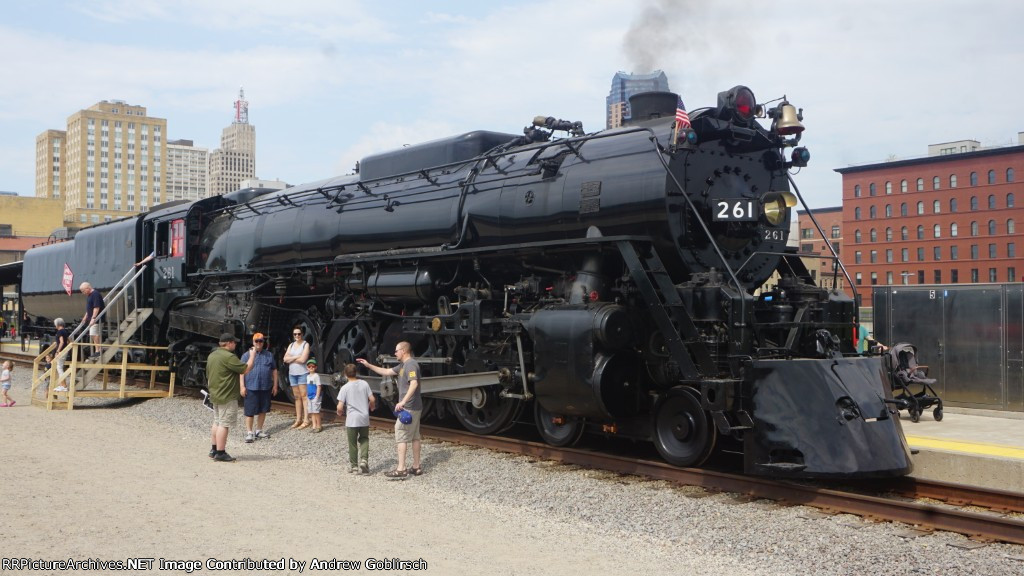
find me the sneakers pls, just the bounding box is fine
[255,430,271,440]
[213,452,236,462]
[209,447,217,459]
[349,466,359,474]
[54,386,68,393]
[384,469,408,480]
[359,462,370,475]
[244,432,255,443]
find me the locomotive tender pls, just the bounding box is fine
[22,86,912,477]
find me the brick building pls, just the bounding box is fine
[796,207,845,291]
[835,139,1024,307]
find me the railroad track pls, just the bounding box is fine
[14,348,1023,545]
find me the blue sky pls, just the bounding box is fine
[2,0,1022,209]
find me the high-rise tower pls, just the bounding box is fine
[209,87,256,196]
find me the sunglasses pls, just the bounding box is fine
[293,332,302,336]
[254,339,265,343]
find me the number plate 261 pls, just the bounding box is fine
[713,199,758,221]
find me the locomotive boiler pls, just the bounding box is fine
[20,86,912,478]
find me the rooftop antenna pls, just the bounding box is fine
[234,87,249,124]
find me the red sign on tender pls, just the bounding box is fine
[62,263,74,296]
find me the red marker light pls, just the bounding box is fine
[589,290,600,302]
[734,88,756,120]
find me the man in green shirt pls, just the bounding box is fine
[207,332,255,462]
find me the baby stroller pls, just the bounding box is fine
[885,342,943,422]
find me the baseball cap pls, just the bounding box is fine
[395,409,413,424]
[252,332,265,342]
[306,358,317,366]
[219,332,238,343]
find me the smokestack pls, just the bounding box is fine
[624,91,678,125]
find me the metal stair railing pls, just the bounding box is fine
[32,262,151,398]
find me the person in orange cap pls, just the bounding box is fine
[240,332,278,443]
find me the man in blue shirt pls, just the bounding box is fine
[79,282,105,359]
[240,332,278,443]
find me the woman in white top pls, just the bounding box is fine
[283,326,311,428]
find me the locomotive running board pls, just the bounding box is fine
[364,371,503,403]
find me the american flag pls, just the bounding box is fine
[675,96,691,130]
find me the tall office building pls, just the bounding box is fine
[208,88,256,196]
[35,129,66,201]
[35,100,167,225]
[606,70,671,129]
[166,139,209,201]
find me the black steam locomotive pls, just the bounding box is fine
[20,86,912,478]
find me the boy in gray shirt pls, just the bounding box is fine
[336,363,376,474]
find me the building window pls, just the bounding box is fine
[870,183,877,196]
[990,268,998,282]
[971,221,979,236]
[855,251,862,264]
[870,250,878,263]
[801,228,814,239]
[950,245,958,260]
[989,220,997,235]
[831,225,840,239]
[886,249,893,263]
[971,268,979,283]
[1008,169,1015,183]
[885,204,892,217]
[988,194,997,209]
[886,227,893,241]
[934,270,942,283]
[1009,242,1016,258]
[950,223,958,237]
[950,174,957,188]
[1008,219,1016,234]
[917,225,925,240]
[989,243,998,258]
[917,201,925,215]
[885,181,892,194]
[854,184,861,197]
[916,178,924,191]
[918,270,925,284]
[933,200,941,214]
[933,176,940,190]
[855,272,862,285]
[950,198,958,212]
[970,171,978,186]
[901,226,909,241]
[971,244,979,259]
[855,230,862,243]
[871,272,878,285]
[901,179,908,193]
[0,224,11,237]
[901,248,909,262]
[933,224,941,238]
[970,196,979,210]
[1008,193,1015,208]
[951,269,959,283]
[886,271,893,284]
[988,169,997,184]
[870,228,877,242]
[1009,267,1017,282]
[900,202,908,217]
[933,246,941,261]
[801,243,815,253]
[870,205,877,219]
[854,207,861,220]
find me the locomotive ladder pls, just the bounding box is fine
[616,240,715,381]
[30,263,171,410]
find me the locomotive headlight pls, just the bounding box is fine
[762,192,796,226]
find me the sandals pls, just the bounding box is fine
[297,422,310,430]
[384,469,408,480]
[410,467,423,476]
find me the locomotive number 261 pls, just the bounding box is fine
[713,199,757,221]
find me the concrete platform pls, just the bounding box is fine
[902,407,1024,493]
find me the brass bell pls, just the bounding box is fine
[775,103,804,135]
